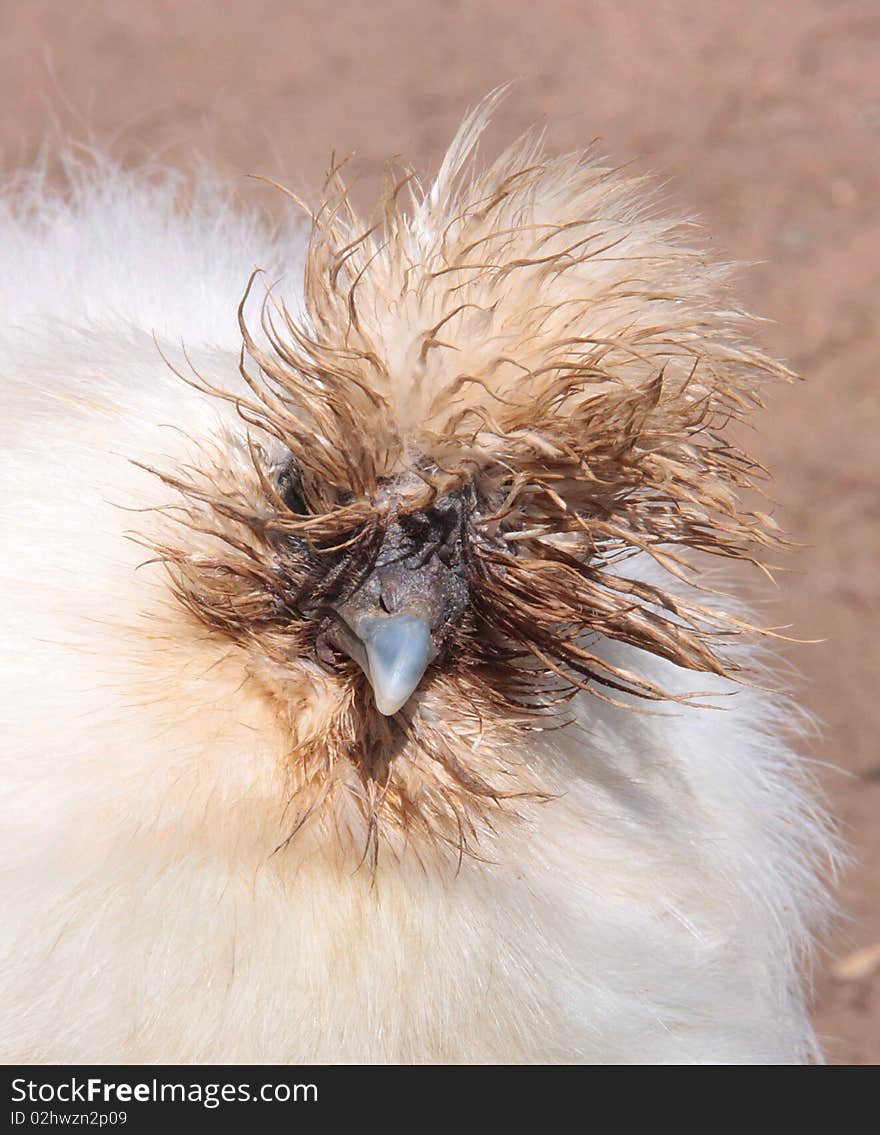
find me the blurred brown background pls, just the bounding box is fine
[2,0,877,1063]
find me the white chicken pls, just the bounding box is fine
[0,100,835,1063]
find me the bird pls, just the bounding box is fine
[0,95,837,1064]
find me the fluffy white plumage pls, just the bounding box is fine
[0,116,836,1063]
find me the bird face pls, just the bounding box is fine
[148,109,786,858]
[302,475,471,716]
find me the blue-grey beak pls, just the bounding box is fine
[351,612,436,716]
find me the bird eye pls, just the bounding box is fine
[278,467,308,515]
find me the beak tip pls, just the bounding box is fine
[372,691,415,717]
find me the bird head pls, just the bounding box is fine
[147,101,788,860]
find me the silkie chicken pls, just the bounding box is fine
[0,98,836,1064]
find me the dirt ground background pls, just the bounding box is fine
[1,1,876,1063]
